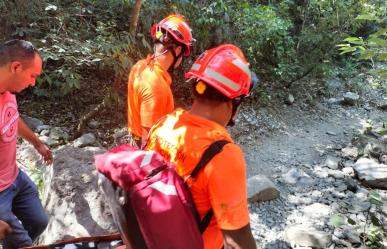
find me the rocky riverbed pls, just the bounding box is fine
[17,77,387,248]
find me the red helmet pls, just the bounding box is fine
[150,14,193,57]
[185,44,252,99]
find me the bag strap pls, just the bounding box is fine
[189,140,230,233]
[190,140,230,178]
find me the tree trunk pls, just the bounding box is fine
[71,98,108,140]
[129,0,143,34]
[72,1,142,139]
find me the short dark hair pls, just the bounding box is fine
[0,39,38,66]
[192,80,231,103]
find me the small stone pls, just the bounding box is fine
[284,225,332,248]
[285,94,295,105]
[377,99,387,110]
[344,178,358,193]
[380,135,387,145]
[341,146,359,160]
[50,127,69,141]
[282,168,312,185]
[329,170,345,179]
[88,120,100,129]
[247,175,280,203]
[328,97,344,105]
[342,167,354,176]
[303,203,331,219]
[36,124,51,133]
[324,156,340,170]
[349,201,370,213]
[335,184,347,192]
[113,128,127,139]
[73,133,96,148]
[23,116,44,131]
[342,92,360,105]
[40,129,50,136]
[39,135,59,146]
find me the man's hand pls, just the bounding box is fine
[18,118,53,165]
[34,142,53,165]
[222,223,257,249]
[0,220,12,239]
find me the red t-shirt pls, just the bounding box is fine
[0,91,19,192]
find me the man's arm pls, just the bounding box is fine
[18,118,53,165]
[222,223,257,249]
[0,220,12,239]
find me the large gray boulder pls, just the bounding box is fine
[353,158,387,189]
[284,225,332,248]
[38,145,116,244]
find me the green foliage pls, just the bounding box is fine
[363,119,374,134]
[365,224,385,249]
[234,5,295,79]
[337,6,387,79]
[179,0,373,85]
[0,0,384,96]
[330,189,387,248]
[36,36,102,96]
[365,190,387,249]
[0,1,151,97]
[28,165,45,198]
[329,213,347,226]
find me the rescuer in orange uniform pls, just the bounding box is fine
[127,14,194,147]
[145,44,258,249]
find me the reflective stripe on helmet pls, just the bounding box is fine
[191,63,201,70]
[232,58,251,78]
[204,68,241,91]
[162,20,179,31]
[185,44,252,98]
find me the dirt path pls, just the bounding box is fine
[232,102,385,248]
[238,104,384,178]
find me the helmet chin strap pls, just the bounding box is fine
[227,97,244,127]
[152,44,168,59]
[152,44,183,73]
[166,45,183,73]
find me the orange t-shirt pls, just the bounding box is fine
[145,109,250,249]
[127,56,173,137]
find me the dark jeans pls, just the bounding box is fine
[0,170,48,249]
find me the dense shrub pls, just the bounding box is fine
[0,0,383,96]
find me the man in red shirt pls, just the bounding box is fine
[0,39,53,248]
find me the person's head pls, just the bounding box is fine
[185,44,257,126]
[0,39,42,93]
[150,14,193,71]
